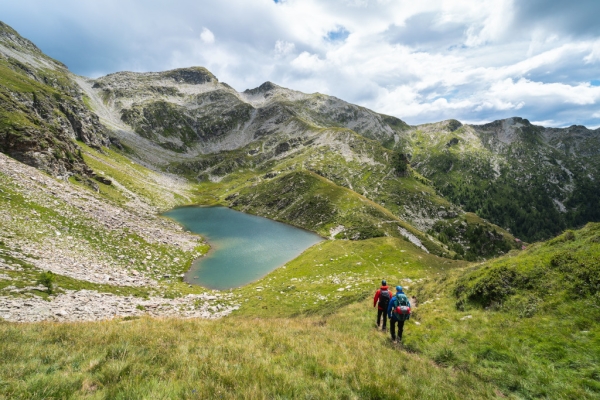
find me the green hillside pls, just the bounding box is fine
[0,22,108,179]
[406,119,600,242]
[408,222,600,398]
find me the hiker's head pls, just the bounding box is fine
[396,285,403,293]
[381,279,387,286]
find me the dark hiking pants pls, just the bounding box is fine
[391,318,405,341]
[377,308,388,330]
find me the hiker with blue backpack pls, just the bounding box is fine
[373,279,391,331]
[387,285,411,342]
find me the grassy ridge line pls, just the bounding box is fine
[0,303,499,399]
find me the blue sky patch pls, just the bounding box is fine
[326,26,350,42]
[591,80,600,86]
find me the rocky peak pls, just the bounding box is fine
[161,67,217,85]
[544,124,600,157]
[93,67,219,91]
[0,21,41,54]
[444,119,463,132]
[469,117,542,148]
[243,81,280,95]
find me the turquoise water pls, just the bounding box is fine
[163,206,323,290]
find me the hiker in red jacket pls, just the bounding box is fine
[373,279,391,331]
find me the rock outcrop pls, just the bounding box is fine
[0,21,109,179]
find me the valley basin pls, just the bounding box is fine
[162,206,323,290]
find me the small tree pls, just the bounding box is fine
[37,271,55,294]
[392,151,410,177]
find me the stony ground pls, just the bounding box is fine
[0,289,238,322]
[0,152,243,322]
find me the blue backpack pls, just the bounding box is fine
[392,293,411,321]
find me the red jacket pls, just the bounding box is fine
[373,286,391,310]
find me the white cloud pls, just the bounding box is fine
[291,51,326,71]
[583,40,600,63]
[274,40,295,56]
[488,78,600,106]
[200,27,215,44]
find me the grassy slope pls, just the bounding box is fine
[237,236,466,318]
[4,224,598,398]
[0,306,499,400]
[407,222,600,398]
[232,170,442,248]
[78,142,195,210]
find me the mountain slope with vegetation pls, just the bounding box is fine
[409,222,600,398]
[406,118,600,242]
[81,68,523,260]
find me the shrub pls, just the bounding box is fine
[37,271,55,294]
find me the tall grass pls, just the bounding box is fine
[0,302,498,399]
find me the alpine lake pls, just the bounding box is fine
[163,206,324,290]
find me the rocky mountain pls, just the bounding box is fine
[1,21,599,399]
[87,71,405,157]
[0,21,109,180]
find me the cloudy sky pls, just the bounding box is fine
[2,0,600,127]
